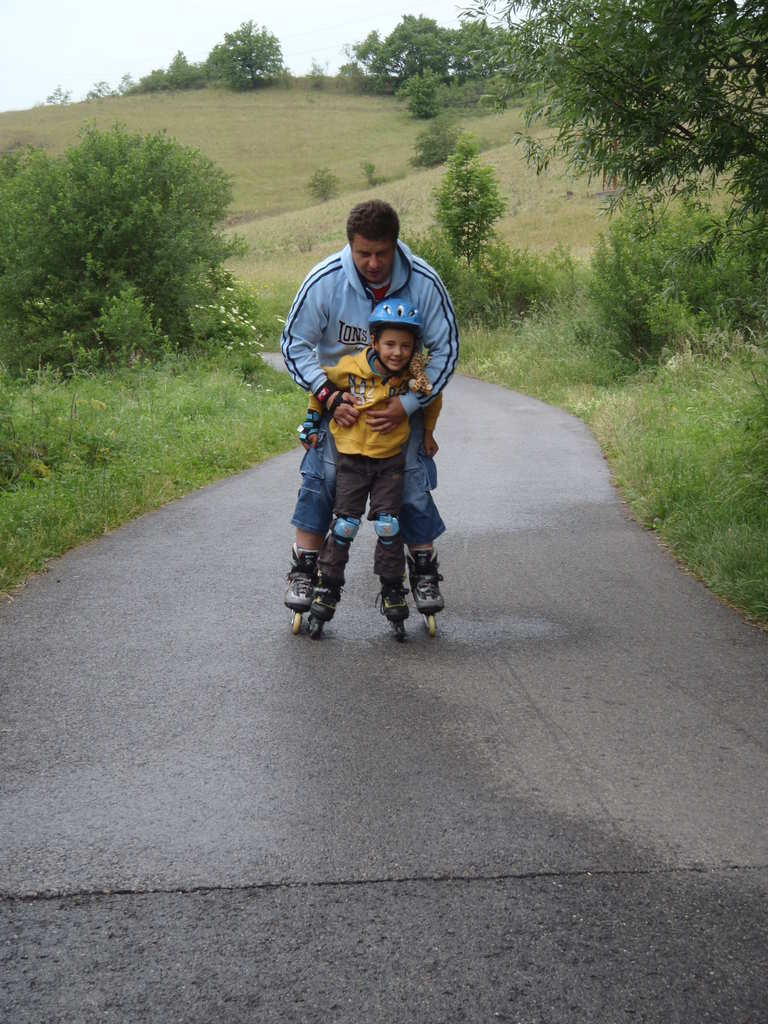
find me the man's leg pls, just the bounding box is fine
[399,414,446,612]
[286,418,337,611]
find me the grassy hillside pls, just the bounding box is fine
[0,83,606,286]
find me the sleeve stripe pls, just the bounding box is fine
[281,258,344,390]
[411,260,460,398]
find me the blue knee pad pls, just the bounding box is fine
[373,513,400,546]
[332,515,360,546]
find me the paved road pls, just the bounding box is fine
[2,373,767,1023]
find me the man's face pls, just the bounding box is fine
[350,234,396,286]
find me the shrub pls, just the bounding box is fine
[411,116,460,167]
[0,125,242,372]
[590,202,768,359]
[410,230,577,327]
[434,136,506,266]
[307,167,340,202]
[361,161,379,187]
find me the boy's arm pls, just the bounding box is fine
[422,392,442,433]
[397,261,459,418]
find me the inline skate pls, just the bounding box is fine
[407,550,444,637]
[306,572,343,640]
[378,576,410,642]
[285,546,318,635]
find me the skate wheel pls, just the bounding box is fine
[392,620,407,643]
[308,616,324,640]
[424,614,437,637]
[291,611,302,635]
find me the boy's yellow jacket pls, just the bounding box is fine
[308,347,442,460]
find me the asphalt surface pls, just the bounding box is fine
[1,371,767,1023]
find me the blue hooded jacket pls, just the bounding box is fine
[281,240,459,418]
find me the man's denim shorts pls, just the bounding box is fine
[291,410,445,546]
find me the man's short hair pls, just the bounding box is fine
[346,200,400,244]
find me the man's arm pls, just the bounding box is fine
[280,255,340,400]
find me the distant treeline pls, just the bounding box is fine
[47,15,506,116]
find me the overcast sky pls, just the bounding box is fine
[0,0,468,113]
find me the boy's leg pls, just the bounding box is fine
[370,453,409,623]
[369,452,407,581]
[311,455,370,621]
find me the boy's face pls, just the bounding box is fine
[373,326,415,373]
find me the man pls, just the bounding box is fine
[281,199,459,621]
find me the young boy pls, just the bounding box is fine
[296,301,441,636]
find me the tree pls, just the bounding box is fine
[207,21,284,90]
[399,70,442,118]
[434,136,506,265]
[45,85,71,105]
[472,0,768,220]
[166,51,208,90]
[0,126,241,369]
[85,81,117,100]
[448,20,506,81]
[347,16,453,90]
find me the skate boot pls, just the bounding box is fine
[407,550,444,637]
[285,545,318,634]
[307,572,343,640]
[378,576,409,642]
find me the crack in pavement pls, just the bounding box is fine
[3,862,766,904]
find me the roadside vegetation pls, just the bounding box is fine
[0,355,304,594]
[1,5,766,625]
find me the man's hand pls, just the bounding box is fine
[366,396,407,435]
[332,391,361,428]
[298,409,322,451]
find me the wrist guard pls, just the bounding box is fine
[314,380,334,406]
[297,409,321,445]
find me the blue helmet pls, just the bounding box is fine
[369,301,423,339]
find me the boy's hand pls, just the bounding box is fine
[423,430,439,457]
[366,396,406,435]
[332,391,361,427]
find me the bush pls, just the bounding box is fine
[590,202,768,359]
[410,230,577,327]
[307,167,340,202]
[411,116,461,167]
[0,125,242,372]
[398,71,441,119]
[434,136,506,266]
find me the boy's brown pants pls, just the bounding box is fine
[317,450,406,583]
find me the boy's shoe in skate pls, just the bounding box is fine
[407,550,444,614]
[378,577,410,622]
[284,546,318,612]
[309,572,343,622]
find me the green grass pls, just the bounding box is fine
[460,304,768,626]
[0,356,305,594]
